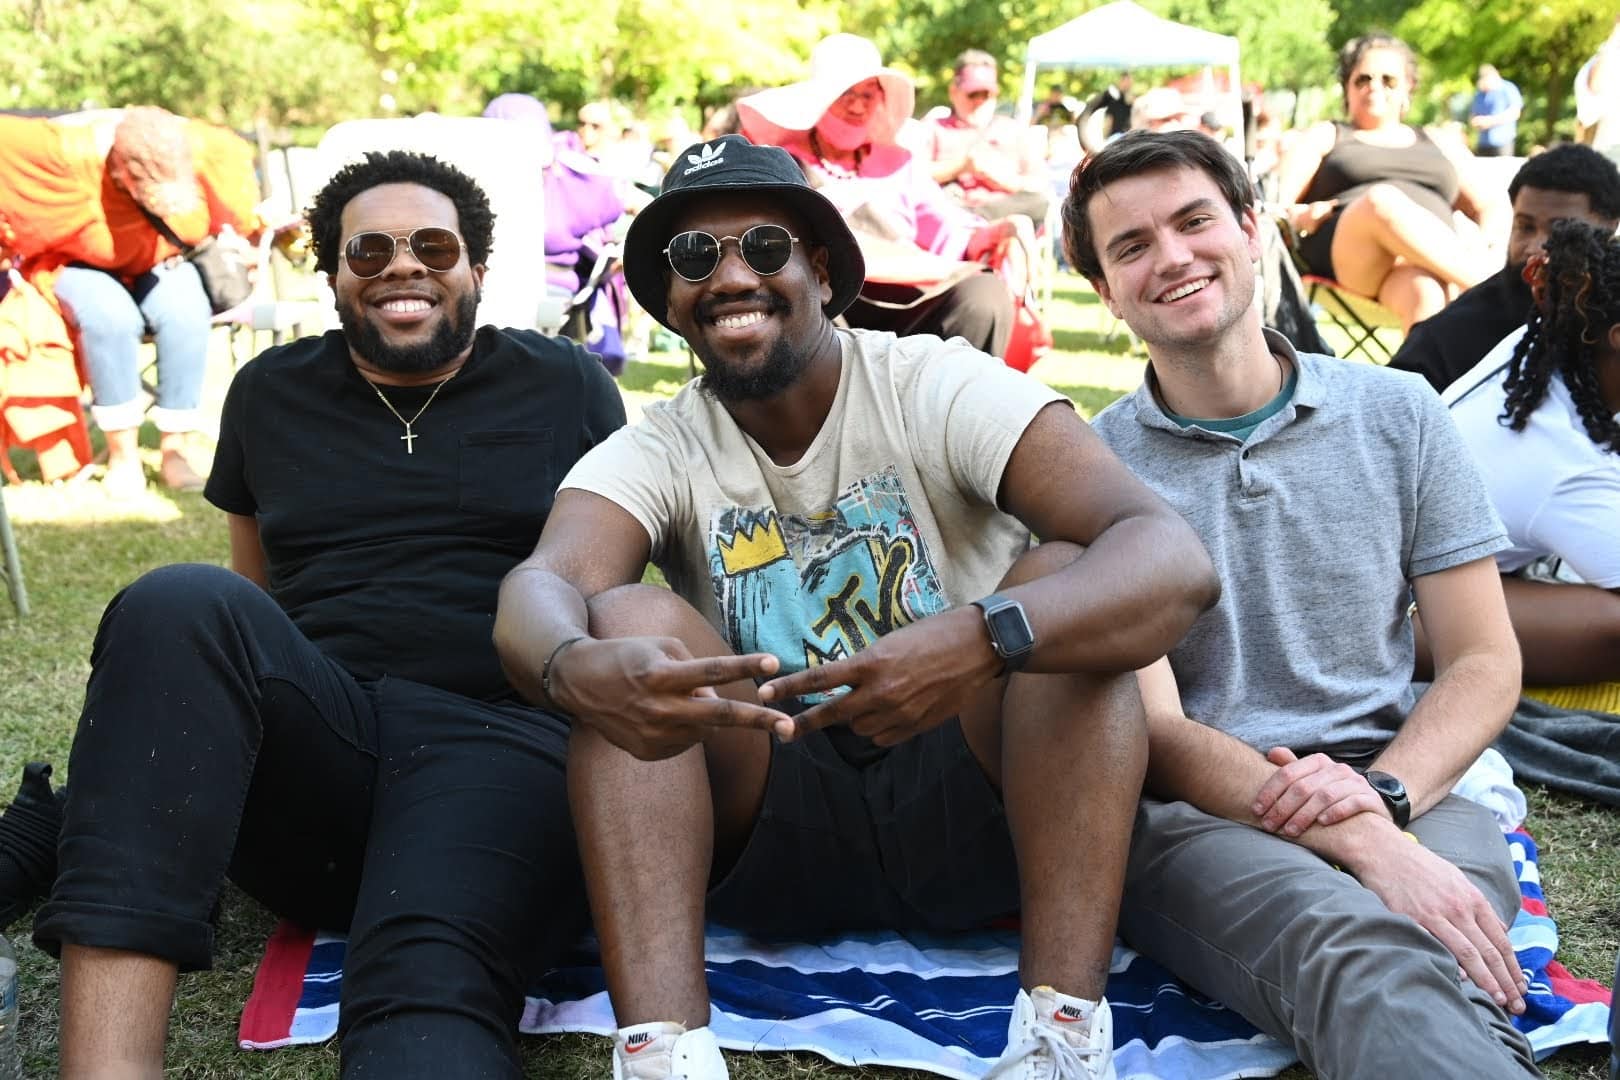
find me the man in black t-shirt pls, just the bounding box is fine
[1391,144,1620,392]
[27,151,625,1077]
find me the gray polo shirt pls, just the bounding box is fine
[1091,330,1509,758]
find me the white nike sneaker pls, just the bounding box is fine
[611,1021,730,1080]
[983,986,1116,1080]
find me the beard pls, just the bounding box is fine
[694,294,812,403]
[338,289,480,374]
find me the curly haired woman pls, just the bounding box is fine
[1439,218,1620,689]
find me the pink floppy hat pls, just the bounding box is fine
[737,34,916,147]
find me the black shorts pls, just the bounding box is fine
[1295,207,1343,279]
[706,718,1020,938]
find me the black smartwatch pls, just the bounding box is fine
[971,593,1035,674]
[1364,770,1411,830]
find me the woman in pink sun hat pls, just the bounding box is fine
[737,33,1019,360]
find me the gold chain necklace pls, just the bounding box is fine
[364,369,457,454]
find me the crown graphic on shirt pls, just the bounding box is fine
[716,514,789,575]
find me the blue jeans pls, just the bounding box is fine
[51,262,211,432]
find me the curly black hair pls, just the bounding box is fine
[1508,143,1620,222]
[1501,217,1620,455]
[306,150,495,276]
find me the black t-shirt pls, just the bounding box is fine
[1389,266,1533,393]
[206,326,626,701]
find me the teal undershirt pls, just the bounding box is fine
[1164,363,1299,442]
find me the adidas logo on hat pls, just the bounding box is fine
[683,142,725,175]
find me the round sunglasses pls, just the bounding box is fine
[342,227,464,279]
[663,224,800,283]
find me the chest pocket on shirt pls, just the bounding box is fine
[458,429,557,517]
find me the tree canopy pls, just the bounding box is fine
[0,0,1602,141]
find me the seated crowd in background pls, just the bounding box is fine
[903,49,1051,224]
[0,106,263,496]
[736,33,1026,361]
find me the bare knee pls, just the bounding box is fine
[585,583,699,639]
[998,540,1085,590]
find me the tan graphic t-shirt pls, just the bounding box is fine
[558,328,1066,691]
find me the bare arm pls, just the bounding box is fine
[762,402,1220,731]
[1274,122,1335,202]
[493,489,657,705]
[492,489,790,756]
[1440,135,1509,245]
[1372,557,1520,814]
[1137,655,1529,1012]
[993,402,1220,672]
[1136,658,1390,861]
[226,512,268,591]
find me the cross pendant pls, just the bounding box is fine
[401,426,417,454]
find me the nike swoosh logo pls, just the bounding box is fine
[625,1038,656,1054]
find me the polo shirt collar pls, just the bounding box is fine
[1128,328,1326,438]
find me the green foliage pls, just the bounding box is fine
[1397,0,1613,144]
[0,0,375,127]
[0,0,1607,138]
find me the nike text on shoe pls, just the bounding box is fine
[983,985,1116,1080]
[611,1021,729,1080]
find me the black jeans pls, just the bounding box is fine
[33,564,586,1078]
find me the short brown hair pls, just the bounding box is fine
[1061,129,1254,280]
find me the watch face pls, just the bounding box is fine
[987,603,1035,656]
[1365,771,1405,799]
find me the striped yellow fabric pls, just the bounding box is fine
[1522,682,1620,716]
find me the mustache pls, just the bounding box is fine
[698,291,790,321]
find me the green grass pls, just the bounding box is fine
[0,274,1614,1077]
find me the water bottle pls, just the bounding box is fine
[0,932,21,1080]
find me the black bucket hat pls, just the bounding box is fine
[622,134,864,331]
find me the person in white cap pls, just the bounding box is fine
[736,33,1024,360]
[495,133,1222,1080]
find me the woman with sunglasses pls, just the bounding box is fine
[1275,33,1505,330]
[1436,218,1620,691]
[737,33,1020,360]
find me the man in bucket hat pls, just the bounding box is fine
[736,33,1027,360]
[494,133,1220,1080]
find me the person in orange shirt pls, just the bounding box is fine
[0,106,261,495]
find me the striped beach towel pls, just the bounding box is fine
[238,828,1612,1077]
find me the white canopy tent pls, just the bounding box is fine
[1016,1,1242,135]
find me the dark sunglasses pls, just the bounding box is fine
[342,227,463,279]
[663,224,801,282]
[1352,72,1402,90]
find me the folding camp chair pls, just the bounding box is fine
[1299,273,1404,364]
[1272,214,1403,364]
[0,474,27,617]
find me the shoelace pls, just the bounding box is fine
[983,1023,1104,1080]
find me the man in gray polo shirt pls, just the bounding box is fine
[1062,130,1541,1077]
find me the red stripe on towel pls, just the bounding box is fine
[238,921,317,1046]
